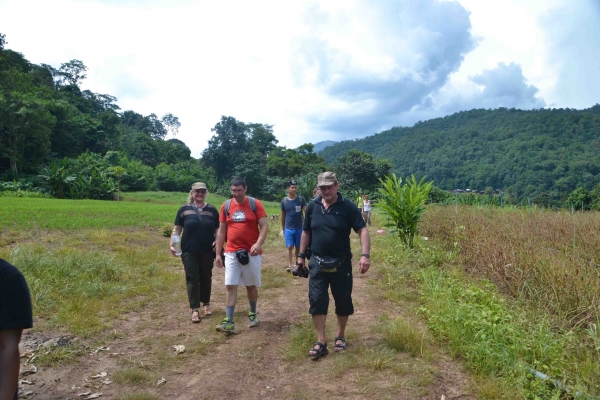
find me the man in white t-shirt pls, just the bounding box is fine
[362,195,372,226]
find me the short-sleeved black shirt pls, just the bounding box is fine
[0,259,33,331]
[174,204,219,252]
[303,193,366,258]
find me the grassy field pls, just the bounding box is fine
[410,205,600,398]
[0,192,283,337]
[3,193,598,398]
[0,192,283,232]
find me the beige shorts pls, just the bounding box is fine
[224,252,262,287]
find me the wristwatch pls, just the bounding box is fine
[297,252,306,259]
[361,253,370,259]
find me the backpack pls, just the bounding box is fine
[224,197,257,217]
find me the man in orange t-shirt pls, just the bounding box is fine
[215,177,268,333]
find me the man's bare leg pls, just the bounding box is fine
[309,314,327,355]
[286,246,294,270]
[0,328,22,400]
[246,285,258,302]
[225,285,238,307]
[335,315,349,349]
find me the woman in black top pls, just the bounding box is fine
[170,182,219,323]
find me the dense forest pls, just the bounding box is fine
[320,106,600,205]
[3,32,600,208]
[0,34,391,201]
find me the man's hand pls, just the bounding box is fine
[216,257,224,269]
[358,256,370,274]
[250,243,262,256]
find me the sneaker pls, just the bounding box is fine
[216,318,235,333]
[248,312,259,328]
[286,266,292,273]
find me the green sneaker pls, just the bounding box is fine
[248,312,259,328]
[216,318,235,333]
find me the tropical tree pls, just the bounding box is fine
[38,157,76,198]
[333,149,392,193]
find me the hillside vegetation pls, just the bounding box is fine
[320,106,600,204]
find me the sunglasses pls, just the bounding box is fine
[193,189,207,194]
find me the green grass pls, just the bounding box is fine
[34,342,84,367]
[0,197,176,230]
[0,192,282,231]
[112,368,153,385]
[120,190,282,216]
[4,237,180,337]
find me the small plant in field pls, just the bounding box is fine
[378,314,424,357]
[113,368,152,385]
[377,174,432,248]
[161,222,172,237]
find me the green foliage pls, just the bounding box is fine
[0,36,186,182]
[427,186,453,204]
[333,149,392,193]
[38,157,76,198]
[377,174,432,248]
[565,186,592,210]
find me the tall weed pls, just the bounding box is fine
[421,205,600,328]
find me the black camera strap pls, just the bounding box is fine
[191,203,206,231]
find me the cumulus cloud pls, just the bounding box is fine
[540,0,600,108]
[392,62,546,127]
[468,63,546,109]
[292,0,476,140]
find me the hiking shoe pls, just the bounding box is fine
[216,318,236,333]
[248,312,259,328]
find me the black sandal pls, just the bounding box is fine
[308,342,328,359]
[334,337,346,352]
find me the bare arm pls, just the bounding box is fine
[250,217,269,255]
[296,230,311,265]
[281,210,286,232]
[215,221,227,268]
[357,227,371,274]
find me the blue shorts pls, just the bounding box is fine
[284,228,302,248]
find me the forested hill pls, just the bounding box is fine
[320,106,600,203]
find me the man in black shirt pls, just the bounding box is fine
[296,172,370,359]
[0,259,33,400]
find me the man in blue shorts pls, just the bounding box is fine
[281,180,307,272]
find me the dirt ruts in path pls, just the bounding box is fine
[19,233,477,400]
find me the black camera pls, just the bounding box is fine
[292,262,309,278]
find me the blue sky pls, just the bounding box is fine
[1,0,599,157]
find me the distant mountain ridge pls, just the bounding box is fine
[312,140,337,153]
[319,105,600,203]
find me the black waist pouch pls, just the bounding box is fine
[314,255,346,273]
[235,249,250,265]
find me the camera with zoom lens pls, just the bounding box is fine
[292,262,309,278]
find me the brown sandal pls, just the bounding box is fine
[203,304,212,316]
[191,309,201,323]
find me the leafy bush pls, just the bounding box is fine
[377,174,432,248]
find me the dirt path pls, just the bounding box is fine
[18,229,477,400]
